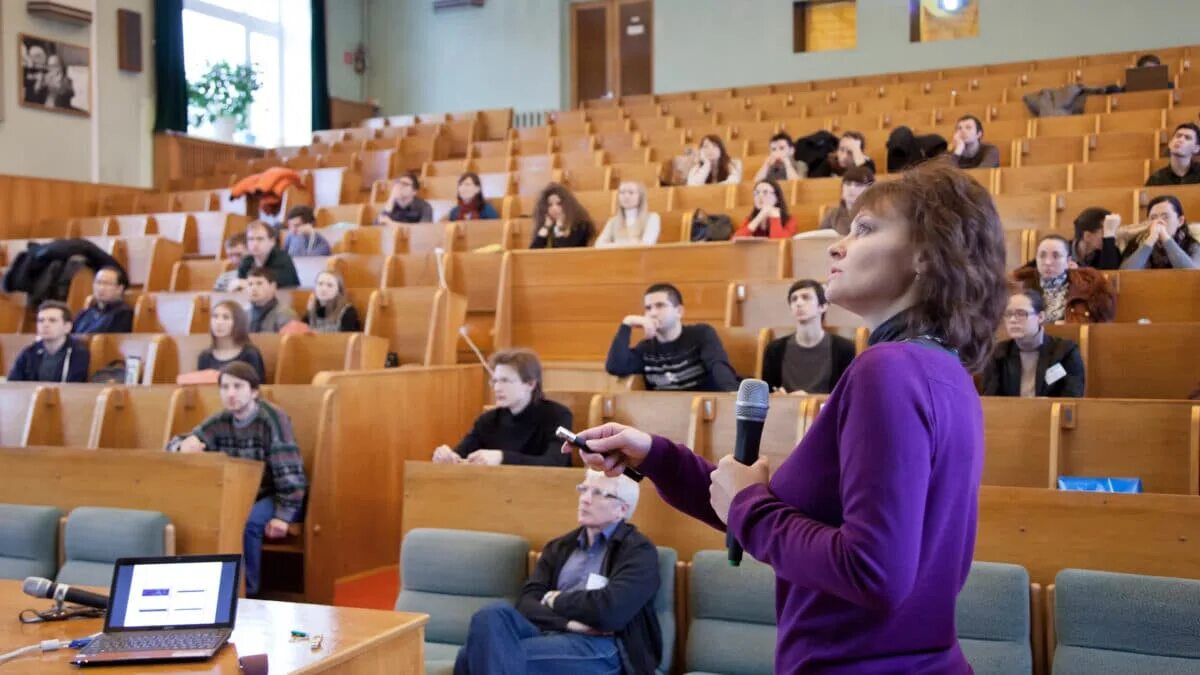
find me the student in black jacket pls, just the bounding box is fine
[981,289,1085,398]
[606,283,738,392]
[455,469,662,675]
[761,279,856,394]
[530,183,594,248]
[72,266,134,334]
[432,349,572,467]
[9,301,90,383]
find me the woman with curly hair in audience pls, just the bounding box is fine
[594,181,661,247]
[530,183,594,249]
[686,134,742,186]
[734,179,797,239]
[571,162,1010,672]
[1120,195,1200,270]
[1013,234,1115,323]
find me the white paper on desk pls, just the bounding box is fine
[586,573,609,590]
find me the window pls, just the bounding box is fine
[909,0,979,43]
[182,0,311,147]
[793,1,857,53]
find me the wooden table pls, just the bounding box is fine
[0,581,428,673]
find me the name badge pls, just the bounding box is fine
[586,573,609,590]
[1045,363,1067,385]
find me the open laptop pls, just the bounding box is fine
[1125,64,1170,92]
[73,554,241,667]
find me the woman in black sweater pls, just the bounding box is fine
[981,289,1085,398]
[432,349,572,466]
[197,300,267,383]
[530,183,593,249]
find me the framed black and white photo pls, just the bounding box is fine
[18,33,90,117]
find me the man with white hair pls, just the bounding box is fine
[455,469,662,674]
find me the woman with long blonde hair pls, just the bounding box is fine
[594,181,661,248]
[304,271,360,333]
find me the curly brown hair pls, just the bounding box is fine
[851,161,1008,372]
[532,183,593,236]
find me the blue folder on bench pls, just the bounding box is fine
[1056,477,1143,493]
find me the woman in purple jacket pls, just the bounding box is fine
[571,161,1009,673]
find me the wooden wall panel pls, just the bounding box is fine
[0,175,149,239]
[330,98,381,131]
[805,1,857,52]
[152,132,264,191]
[312,365,489,578]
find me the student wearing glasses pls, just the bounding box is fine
[454,469,662,674]
[981,289,1085,398]
[431,349,573,467]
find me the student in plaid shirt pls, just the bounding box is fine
[174,361,308,595]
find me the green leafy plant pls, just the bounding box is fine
[187,61,262,131]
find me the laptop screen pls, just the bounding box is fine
[106,556,240,631]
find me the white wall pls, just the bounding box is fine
[326,0,365,101]
[656,0,1200,94]
[365,0,565,115]
[0,0,153,186]
[360,0,1199,116]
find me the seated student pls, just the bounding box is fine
[606,283,738,392]
[981,289,1085,398]
[686,134,742,186]
[819,165,875,236]
[1014,234,1114,323]
[246,267,300,333]
[171,362,307,596]
[734,179,797,239]
[1120,195,1200,270]
[1069,207,1123,270]
[214,233,247,292]
[431,349,572,467]
[197,300,267,383]
[235,220,301,289]
[448,172,500,221]
[8,301,89,383]
[753,132,808,182]
[950,115,1001,169]
[595,181,661,248]
[1146,123,1200,186]
[304,271,360,333]
[454,468,661,675]
[378,172,434,224]
[761,280,856,394]
[72,266,133,334]
[830,131,876,177]
[530,183,594,249]
[282,205,331,257]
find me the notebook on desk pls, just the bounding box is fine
[73,554,241,667]
[1124,64,1170,92]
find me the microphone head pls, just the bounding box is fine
[22,576,51,598]
[458,325,470,336]
[735,378,770,422]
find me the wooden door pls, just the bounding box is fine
[571,0,654,107]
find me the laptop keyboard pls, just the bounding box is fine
[81,630,229,655]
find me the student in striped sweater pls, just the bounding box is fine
[171,362,308,596]
[605,283,738,392]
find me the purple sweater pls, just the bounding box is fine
[639,342,983,673]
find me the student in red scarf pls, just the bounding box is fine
[448,173,500,221]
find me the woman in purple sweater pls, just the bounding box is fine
[571,161,1009,673]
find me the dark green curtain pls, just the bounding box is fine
[311,0,332,131]
[153,0,188,133]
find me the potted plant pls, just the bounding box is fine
[187,61,261,142]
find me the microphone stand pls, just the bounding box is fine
[19,599,104,624]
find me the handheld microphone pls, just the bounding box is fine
[22,577,108,610]
[458,326,494,377]
[728,378,770,567]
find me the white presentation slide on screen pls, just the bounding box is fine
[120,562,225,628]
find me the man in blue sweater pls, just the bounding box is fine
[9,301,90,382]
[605,283,738,391]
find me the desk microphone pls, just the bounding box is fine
[22,577,108,610]
[728,378,769,567]
[458,326,493,376]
